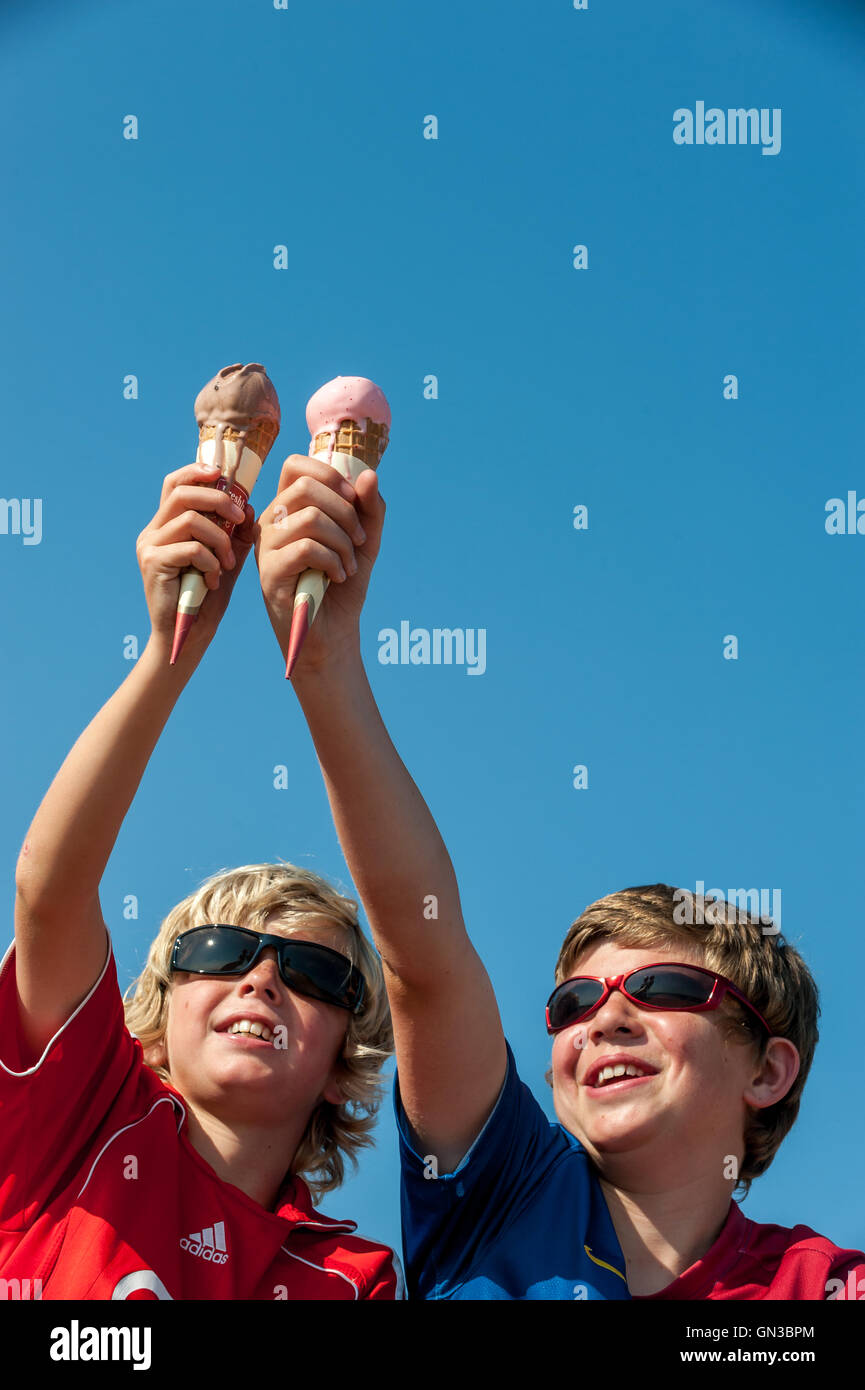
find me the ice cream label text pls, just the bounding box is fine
[212,478,249,535]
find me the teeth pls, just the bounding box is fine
[228,1020,274,1042]
[594,1064,650,1087]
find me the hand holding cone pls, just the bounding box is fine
[284,376,391,679]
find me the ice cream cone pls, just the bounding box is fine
[312,419,389,470]
[199,417,281,469]
[169,363,281,665]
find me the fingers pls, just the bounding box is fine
[257,454,387,589]
[155,508,237,575]
[159,459,228,507]
[272,536,350,586]
[156,463,245,540]
[138,496,244,596]
[352,468,386,560]
[262,479,359,577]
[139,538,224,590]
[275,453,359,505]
[207,505,256,599]
[267,463,366,542]
[267,508,357,584]
[145,463,252,582]
[230,502,257,550]
[159,482,246,534]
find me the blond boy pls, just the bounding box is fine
[3,461,400,1299]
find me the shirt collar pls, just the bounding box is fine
[272,1173,358,1234]
[632,1200,745,1300]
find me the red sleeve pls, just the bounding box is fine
[362,1246,405,1300]
[0,935,144,1229]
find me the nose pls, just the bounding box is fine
[239,946,282,995]
[586,981,642,1038]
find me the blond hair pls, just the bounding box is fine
[553,884,819,1198]
[123,862,392,1202]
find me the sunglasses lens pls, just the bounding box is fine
[279,943,361,1010]
[626,966,712,1008]
[174,928,258,974]
[548,979,603,1030]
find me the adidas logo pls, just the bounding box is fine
[180,1221,229,1265]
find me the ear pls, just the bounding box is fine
[322,1067,345,1107]
[321,1039,348,1108]
[743,1036,800,1109]
[322,1081,343,1106]
[143,1037,169,1071]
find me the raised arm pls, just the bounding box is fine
[13,462,254,1062]
[256,457,506,1173]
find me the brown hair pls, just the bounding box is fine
[123,862,392,1202]
[553,884,819,1197]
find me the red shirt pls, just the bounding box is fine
[0,940,402,1300]
[632,1199,865,1300]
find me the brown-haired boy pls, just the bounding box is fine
[255,450,865,1301]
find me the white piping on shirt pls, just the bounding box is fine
[167,1093,187,1129]
[76,1095,183,1199]
[281,1237,404,1299]
[281,1245,360,1299]
[291,1217,355,1233]
[0,931,112,1077]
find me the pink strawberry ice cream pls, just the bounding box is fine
[305,376,391,437]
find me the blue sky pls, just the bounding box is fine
[1,0,863,1265]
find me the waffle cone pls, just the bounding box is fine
[312,418,389,469]
[198,417,280,464]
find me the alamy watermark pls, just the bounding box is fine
[673,881,780,934]
[378,621,486,675]
[50,1320,151,1370]
[0,1277,42,1299]
[825,491,865,534]
[0,498,42,545]
[673,102,781,157]
[826,1271,865,1300]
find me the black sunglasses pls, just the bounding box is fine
[170,925,365,1014]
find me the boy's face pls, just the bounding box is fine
[550,940,767,1185]
[159,916,352,1123]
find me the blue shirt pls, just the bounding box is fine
[395,1040,630,1300]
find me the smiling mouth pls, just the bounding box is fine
[217,1018,279,1044]
[235,1019,273,1039]
[585,1073,656,1096]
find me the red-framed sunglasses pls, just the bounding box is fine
[545,962,771,1036]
